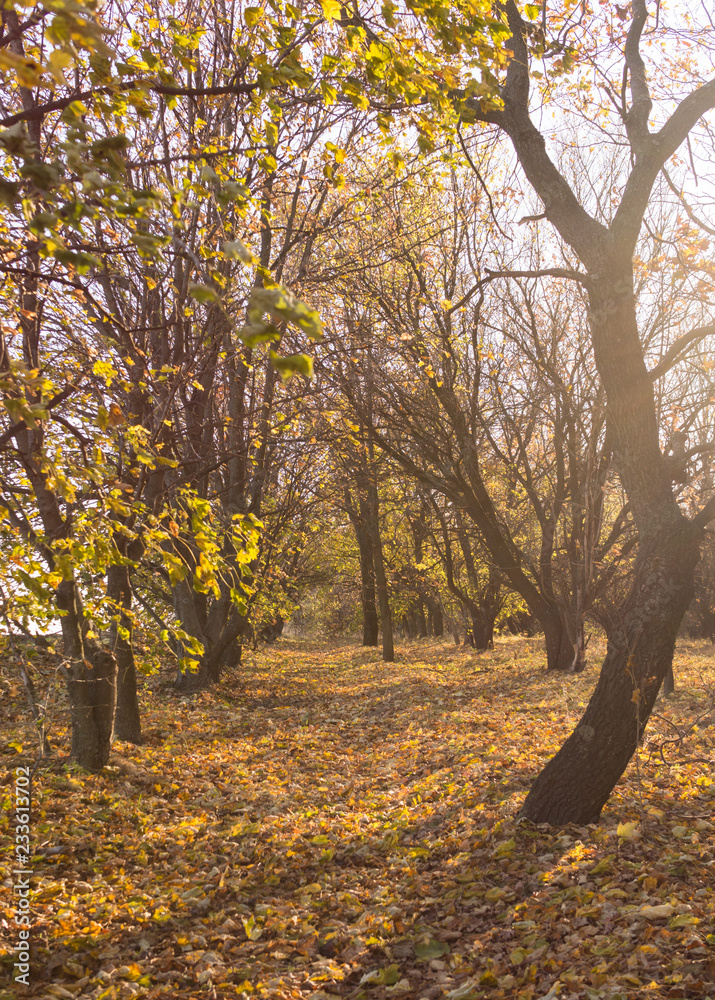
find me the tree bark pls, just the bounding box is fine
[57,580,117,771]
[108,539,143,744]
[543,611,581,674]
[367,474,394,661]
[521,522,699,823]
[346,493,379,646]
[460,0,715,822]
[662,663,675,697]
[429,599,444,637]
[468,608,493,652]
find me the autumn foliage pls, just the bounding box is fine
[2,636,714,999]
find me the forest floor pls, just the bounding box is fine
[1,635,714,1000]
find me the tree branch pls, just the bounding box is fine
[661,166,715,239]
[0,8,49,49]
[623,0,653,151]
[612,74,715,252]
[692,494,715,529]
[648,323,715,381]
[484,266,592,287]
[468,1,610,269]
[0,79,257,128]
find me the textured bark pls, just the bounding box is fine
[67,645,117,772]
[467,608,494,652]
[543,612,580,674]
[346,494,379,646]
[429,600,444,637]
[108,547,142,745]
[662,663,675,697]
[475,0,715,822]
[57,580,117,772]
[367,476,394,662]
[521,522,700,823]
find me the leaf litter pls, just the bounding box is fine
[1,634,714,1000]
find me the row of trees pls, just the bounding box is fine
[2,0,715,824]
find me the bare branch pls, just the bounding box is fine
[472,1,610,268]
[484,266,592,287]
[648,323,715,381]
[623,0,653,150]
[661,167,715,239]
[456,125,512,242]
[0,8,49,49]
[613,75,715,251]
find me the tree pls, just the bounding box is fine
[457,0,715,823]
[0,0,324,756]
[429,496,505,650]
[323,165,634,672]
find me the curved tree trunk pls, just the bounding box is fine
[472,0,715,823]
[521,522,700,823]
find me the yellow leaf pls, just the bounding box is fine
[639,904,674,919]
[321,0,342,18]
[302,882,323,894]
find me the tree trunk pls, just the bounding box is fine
[108,548,142,745]
[482,0,715,823]
[355,499,379,646]
[366,477,394,662]
[469,608,493,652]
[520,520,700,824]
[416,599,428,638]
[113,627,142,744]
[361,570,379,645]
[174,583,247,691]
[570,620,587,674]
[543,612,579,673]
[430,601,444,637]
[662,663,675,697]
[57,581,117,772]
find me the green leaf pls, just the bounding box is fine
[0,177,19,209]
[248,285,323,340]
[244,6,264,26]
[188,283,221,305]
[240,322,281,347]
[359,964,401,987]
[415,938,450,961]
[383,965,400,986]
[269,351,314,381]
[321,81,338,105]
[265,120,278,146]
